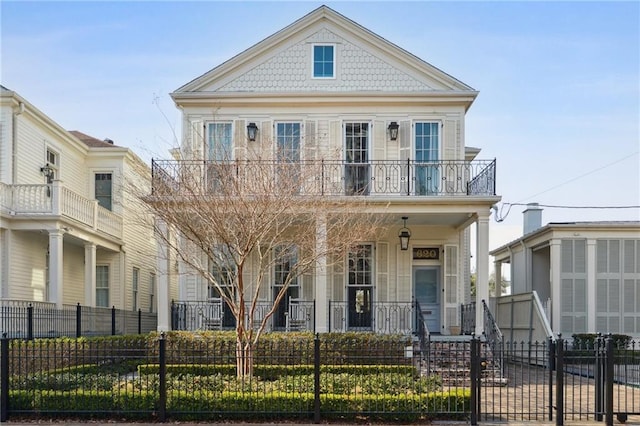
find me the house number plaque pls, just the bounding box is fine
[413,247,440,260]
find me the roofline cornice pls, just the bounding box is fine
[171,90,479,110]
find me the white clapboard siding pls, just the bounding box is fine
[376,242,388,302]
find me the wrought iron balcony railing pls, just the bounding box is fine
[151,159,496,197]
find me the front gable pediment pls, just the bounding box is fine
[173,6,474,97]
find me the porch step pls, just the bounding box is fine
[420,338,507,387]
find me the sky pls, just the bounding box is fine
[1,0,639,251]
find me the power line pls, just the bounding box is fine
[493,202,640,222]
[515,151,639,204]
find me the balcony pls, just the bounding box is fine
[151,159,496,198]
[0,182,123,239]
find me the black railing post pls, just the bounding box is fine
[320,159,325,195]
[312,300,316,333]
[170,301,175,330]
[26,304,33,341]
[548,337,555,421]
[605,334,614,426]
[313,333,321,424]
[328,300,331,332]
[595,333,604,421]
[406,158,411,195]
[1,333,9,422]
[470,336,479,425]
[556,334,564,426]
[111,306,116,335]
[158,332,167,422]
[76,303,82,338]
[138,309,142,334]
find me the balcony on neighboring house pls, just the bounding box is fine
[0,181,123,239]
[151,159,496,198]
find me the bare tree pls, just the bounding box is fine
[144,155,387,377]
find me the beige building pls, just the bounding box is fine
[158,6,500,335]
[491,205,640,338]
[0,86,175,334]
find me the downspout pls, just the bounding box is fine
[12,102,24,183]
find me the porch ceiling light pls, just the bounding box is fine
[387,121,399,141]
[40,163,54,184]
[399,216,411,251]
[247,122,258,142]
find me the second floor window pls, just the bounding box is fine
[313,45,334,78]
[276,123,301,162]
[95,173,113,210]
[208,123,233,161]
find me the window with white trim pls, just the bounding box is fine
[313,45,335,78]
[149,273,155,313]
[96,265,109,307]
[132,267,139,311]
[95,173,113,210]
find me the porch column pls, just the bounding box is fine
[315,215,328,332]
[84,243,96,307]
[157,220,170,332]
[586,239,597,332]
[475,213,490,336]
[549,239,561,334]
[49,230,64,309]
[494,260,503,295]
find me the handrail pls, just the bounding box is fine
[460,301,476,335]
[414,300,430,353]
[482,299,503,344]
[532,290,554,340]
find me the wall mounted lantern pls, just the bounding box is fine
[398,216,411,251]
[387,122,399,141]
[40,164,54,184]
[247,122,258,142]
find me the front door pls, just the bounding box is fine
[414,266,441,333]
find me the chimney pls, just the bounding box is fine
[523,203,543,234]
[104,138,114,145]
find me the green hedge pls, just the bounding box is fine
[571,333,632,349]
[138,363,416,378]
[147,331,413,365]
[10,388,469,421]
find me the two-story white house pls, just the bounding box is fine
[0,86,176,335]
[156,6,500,335]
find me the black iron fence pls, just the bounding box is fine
[0,301,157,339]
[151,159,497,197]
[0,332,638,424]
[0,332,464,422]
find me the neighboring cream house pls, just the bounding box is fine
[156,6,500,334]
[0,86,173,330]
[491,204,640,338]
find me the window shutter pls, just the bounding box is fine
[188,120,203,158]
[396,245,411,301]
[234,119,246,160]
[304,120,316,161]
[560,239,587,334]
[330,120,341,161]
[444,245,459,327]
[376,242,388,302]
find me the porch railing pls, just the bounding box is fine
[0,300,157,339]
[151,159,497,197]
[461,301,476,335]
[328,301,414,334]
[171,300,315,332]
[0,182,123,239]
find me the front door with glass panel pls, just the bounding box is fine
[347,244,373,329]
[414,266,441,333]
[345,122,370,195]
[273,245,299,330]
[415,122,439,195]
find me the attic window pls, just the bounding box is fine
[313,45,335,78]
